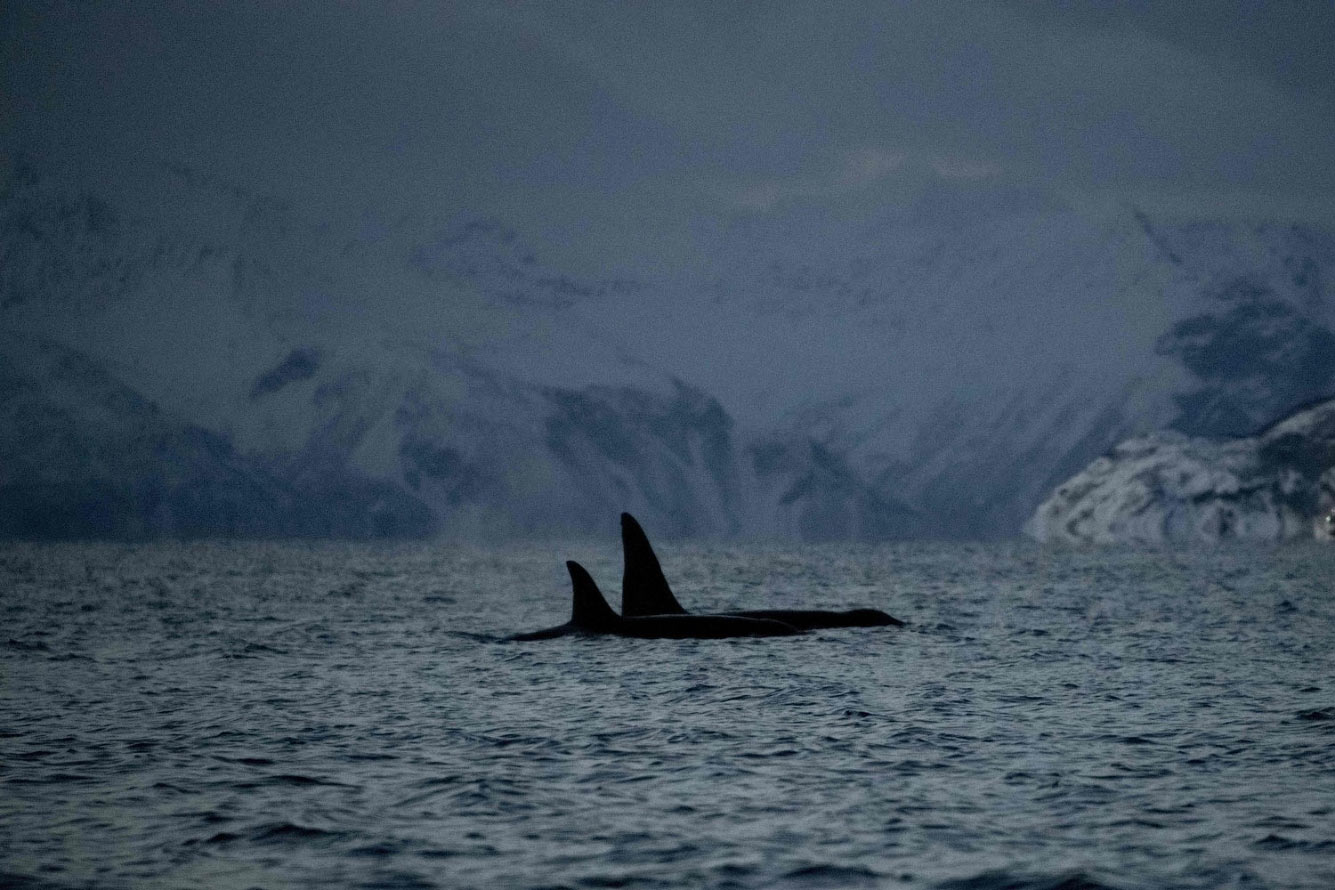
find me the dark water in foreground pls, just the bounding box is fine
[3,540,1334,890]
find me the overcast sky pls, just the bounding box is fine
[4,0,1334,274]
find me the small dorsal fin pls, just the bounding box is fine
[620,513,688,617]
[567,561,619,630]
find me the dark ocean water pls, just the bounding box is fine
[3,539,1334,890]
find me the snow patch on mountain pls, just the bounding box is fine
[0,332,435,539]
[5,159,1335,540]
[1027,398,1335,544]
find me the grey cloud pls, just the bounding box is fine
[4,0,1333,273]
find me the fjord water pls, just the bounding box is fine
[3,541,1333,890]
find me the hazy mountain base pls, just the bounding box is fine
[1027,398,1335,544]
[0,335,434,539]
[3,160,1335,540]
[0,330,917,541]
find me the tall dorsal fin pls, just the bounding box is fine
[620,512,687,617]
[567,561,619,630]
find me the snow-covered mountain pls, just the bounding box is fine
[3,159,1334,539]
[0,331,433,539]
[1026,398,1335,544]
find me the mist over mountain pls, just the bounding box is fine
[6,1,1335,540]
[4,158,1333,540]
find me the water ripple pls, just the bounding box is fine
[2,540,1334,889]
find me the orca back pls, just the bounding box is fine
[620,512,687,617]
[725,608,904,629]
[619,613,800,638]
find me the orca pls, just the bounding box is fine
[620,512,904,628]
[508,561,802,641]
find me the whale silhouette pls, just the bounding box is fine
[509,561,802,641]
[620,513,904,628]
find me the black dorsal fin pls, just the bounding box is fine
[620,512,687,617]
[567,561,619,631]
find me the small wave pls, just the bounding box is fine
[251,822,346,844]
[573,872,661,889]
[418,843,498,859]
[936,870,1120,890]
[150,782,192,794]
[232,641,289,657]
[395,775,463,807]
[366,871,442,890]
[14,772,94,785]
[186,821,346,847]
[271,773,352,786]
[1296,707,1335,722]
[1254,815,1310,830]
[782,864,883,886]
[14,749,53,761]
[47,652,93,663]
[193,831,242,845]
[0,869,90,888]
[232,773,353,789]
[265,772,328,786]
[1254,834,1335,852]
[446,630,505,643]
[4,639,50,652]
[737,747,800,759]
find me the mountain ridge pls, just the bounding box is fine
[1027,396,1335,544]
[3,161,1333,539]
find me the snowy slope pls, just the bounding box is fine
[1026,398,1335,544]
[565,183,1335,537]
[3,161,1334,539]
[1,163,916,539]
[0,332,434,538]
